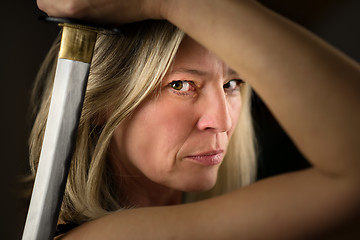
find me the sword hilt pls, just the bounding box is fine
[42,17,121,63]
[59,23,98,63]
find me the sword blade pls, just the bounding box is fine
[22,23,97,240]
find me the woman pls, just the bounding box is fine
[30,20,256,232]
[36,0,360,239]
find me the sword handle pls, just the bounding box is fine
[59,23,98,63]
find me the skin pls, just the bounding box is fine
[109,36,243,207]
[37,0,360,239]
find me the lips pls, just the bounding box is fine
[185,150,224,166]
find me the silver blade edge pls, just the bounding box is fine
[22,58,89,240]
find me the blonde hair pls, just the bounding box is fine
[29,20,256,225]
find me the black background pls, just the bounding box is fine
[1,0,359,238]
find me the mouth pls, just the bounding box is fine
[185,150,224,166]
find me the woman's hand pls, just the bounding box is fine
[36,0,166,24]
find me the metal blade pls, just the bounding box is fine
[22,59,89,240]
[22,23,97,240]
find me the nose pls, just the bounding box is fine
[196,90,232,133]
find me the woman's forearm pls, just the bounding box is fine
[59,168,359,240]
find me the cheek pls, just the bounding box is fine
[120,98,196,175]
[228,97,242,133]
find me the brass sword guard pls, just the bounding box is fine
[58,23,98,63]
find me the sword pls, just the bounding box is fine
[22,18,98,240]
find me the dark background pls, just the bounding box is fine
[1,0,359,239]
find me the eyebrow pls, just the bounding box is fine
[227,68,238,76]
[169,68,208,76]
[169,68,239,77]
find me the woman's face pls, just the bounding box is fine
[110,36,243,193]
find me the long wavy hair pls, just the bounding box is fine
[29,20,256,225]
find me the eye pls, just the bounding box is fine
[169,80,193,92]
[223,79,244,91]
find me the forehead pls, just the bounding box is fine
[177,36,210,56]
[175,36,218,65]
[171,36,236,76]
